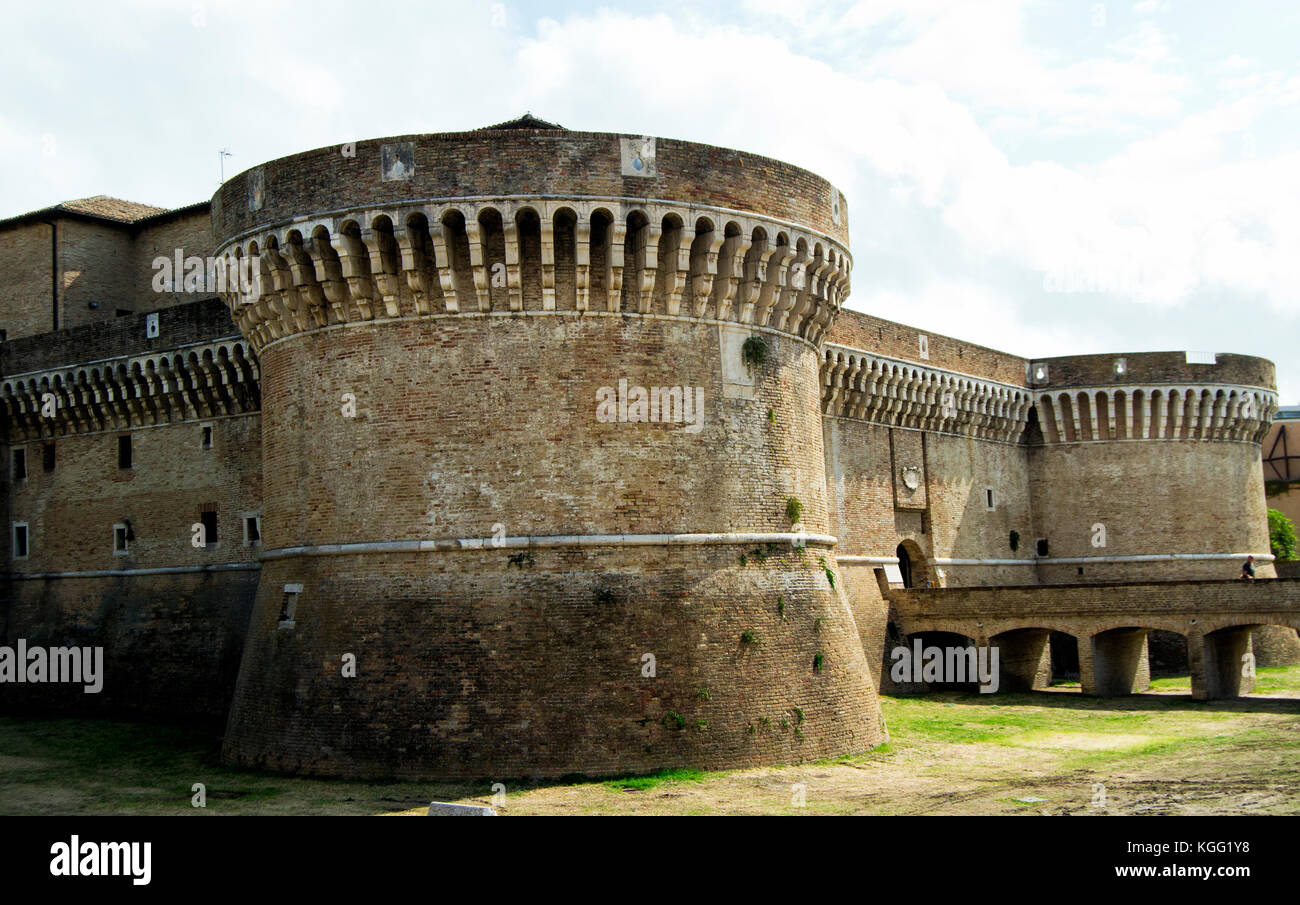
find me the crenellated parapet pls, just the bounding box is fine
[0,338,260,440]
[1034,384,1277,445]
[212,197,851,354]
[820,344,1033,443]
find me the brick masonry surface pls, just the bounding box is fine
[1,126,1295,780]
[211,131,849,247]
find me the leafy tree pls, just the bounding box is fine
[1268,508,1298,562]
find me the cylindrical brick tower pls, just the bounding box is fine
[1026,352,1279,583]
[210,122,885,779]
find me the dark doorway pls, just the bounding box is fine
[1050,631,1079,681]
[896,543,913,588]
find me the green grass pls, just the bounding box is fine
[1253,665,1300,695]
[600,768,711,792]
[875,689,1248,749]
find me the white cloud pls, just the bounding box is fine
[3,0,1298,401]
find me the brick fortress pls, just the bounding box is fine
[1,118,1295,780]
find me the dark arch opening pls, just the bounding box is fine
[515,208,542,310]
[553,207,578,310]
[896,540,931,589]
[589,210,612,302]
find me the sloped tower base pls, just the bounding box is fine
[223,547,884,779]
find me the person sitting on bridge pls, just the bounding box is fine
[1241,555,1256,580]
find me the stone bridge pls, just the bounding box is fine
[876,571,1300,699]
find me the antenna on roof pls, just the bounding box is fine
[219,148,233,185]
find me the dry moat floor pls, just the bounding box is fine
[2,666,1298,816]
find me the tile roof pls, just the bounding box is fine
[478,113,566,131]
[54,195,169,222]
[0,195,174,230]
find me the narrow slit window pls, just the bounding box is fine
[12,523,28,559]
[12,449,26,481]
[118,435,132,469]
[42,442,55,473]
[985,488,995,510]
[201,425,213,450]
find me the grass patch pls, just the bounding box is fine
[1254,665,1300,695]
[601,768,711,793]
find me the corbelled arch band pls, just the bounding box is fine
[212,196,853,354]
[821,343,1277,447]
[1035,385,1276,444]
[822,345,1033,444]
[0,339,260,440]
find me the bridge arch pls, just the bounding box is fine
[988,627,1077,692]
[1089,626,1157,696]
[886,629,986,692]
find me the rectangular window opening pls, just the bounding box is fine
[244,515,261,546]
[42,442,55,473]
[1036,538,1050,557]
[201,425,213,450]
[117,435,132,469]
[113,524,129,554]
[279,583,303,628]
[12,449,26,482]
[12,523,28,559]
[985,488,995,510]
[199,510,218,546]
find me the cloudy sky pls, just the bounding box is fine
[4,0,1298,400]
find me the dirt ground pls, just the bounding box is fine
[388,685,1300,816]
[2,670,1297,816]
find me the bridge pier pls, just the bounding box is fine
[991,629,1052,691]
[1083,628,1151,696]
[1190,627,1256,699]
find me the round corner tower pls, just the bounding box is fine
[1026,351,1280,583]
[210,122,884,779]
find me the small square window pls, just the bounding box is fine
[113,524,129,554]
[201,425,213,450]
[1036,538,1050,557]
[12,449,26,482]
[12,523,28,559]
[118,435,132,469]
[42,442,55,473]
